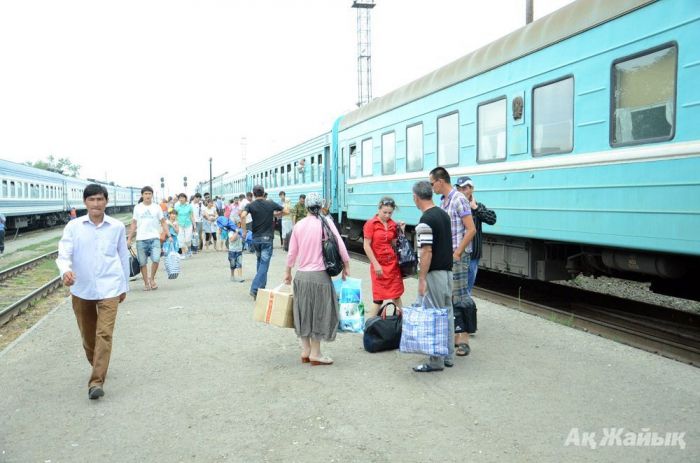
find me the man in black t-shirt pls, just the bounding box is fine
[240,185,285,299]
[411,180,455,373]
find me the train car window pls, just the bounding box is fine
[10,181,15,197]
[477,98,507,162]
[361,138,373,177]
[349,145,358,179]
[533,76,574,155]
[1,180,7,198]
[382,131,396,175]
[274,168,279,187]
[406,123,424,172]
[318,154,323,181]
[437,112,459,166]
[286,164,292,186]
[612,43,677,146]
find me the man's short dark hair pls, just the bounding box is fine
[141,186,154,194]
[429,166,451,184]
[279,191,285,196]
[178,192,187,199]
[83,184,108,200]
[239,194,245,200]
[299,194,306,200]
[246,191,253,198]
[194,192,202,198]
[253,185,264,198]
[412,181,433,200]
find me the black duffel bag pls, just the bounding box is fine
[128,247,141,278]
[363,302,402,353]
[453,296,477,334]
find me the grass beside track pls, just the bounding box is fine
[0,213,132,272]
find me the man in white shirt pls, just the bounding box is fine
[56,184,130,400]
[127,186,170,290]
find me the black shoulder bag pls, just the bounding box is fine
[320,216,344,277]
[395,228,418,278]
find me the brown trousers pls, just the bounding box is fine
[72,295,119,388]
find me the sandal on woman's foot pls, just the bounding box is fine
[143,283,151,291]
[309,356,333,366]
[412,364,443,373]
[301,355,310,364]
[150,280,158,290]
[456,343,471,356]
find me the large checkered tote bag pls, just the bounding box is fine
[399,296,449,357]
[163,241,180,280]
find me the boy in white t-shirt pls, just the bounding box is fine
[127,186,171,290]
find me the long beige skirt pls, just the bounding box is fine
[292,270,338,341]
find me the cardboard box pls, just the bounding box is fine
[253,284,295,328]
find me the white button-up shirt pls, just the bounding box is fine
[56,214,130,300]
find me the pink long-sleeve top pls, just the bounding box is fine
[286,215,350,272]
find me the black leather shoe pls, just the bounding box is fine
[89,386,104,400]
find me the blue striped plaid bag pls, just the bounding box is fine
[163,241,180,280]
[399,297,449,357]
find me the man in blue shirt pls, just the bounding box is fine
[56,184,130,400]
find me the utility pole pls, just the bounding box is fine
[240,137,247,170]
[352,1,375,107]
[526,0,534,24]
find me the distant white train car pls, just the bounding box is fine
[0,159,137,229]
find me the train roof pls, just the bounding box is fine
[339,0,655,130]
[246,131,331,171]
[0,158,71,181]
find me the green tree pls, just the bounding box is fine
[25,155,81,177]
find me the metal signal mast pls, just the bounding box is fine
[352,1,375,107]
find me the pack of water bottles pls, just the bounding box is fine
[333,277,364,333]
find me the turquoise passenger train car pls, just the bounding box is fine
[244,0,700,300]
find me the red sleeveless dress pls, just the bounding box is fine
[363,216,404,301]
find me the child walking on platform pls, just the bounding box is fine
[228,219,244,282]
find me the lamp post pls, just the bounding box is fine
[209,157,213,197]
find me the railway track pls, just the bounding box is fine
[0,252,63,326]
[473,271,700,366]
[349,243,700,365]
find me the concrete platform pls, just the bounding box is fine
[1,244,698,462]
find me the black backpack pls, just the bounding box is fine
[363,302,402,353]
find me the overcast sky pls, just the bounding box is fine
[0,0,574,195]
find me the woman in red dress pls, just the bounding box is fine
[363,197,405,319]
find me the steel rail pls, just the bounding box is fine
[472,286,700,366]
[0,251,59,282]
[0,276,63,326]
